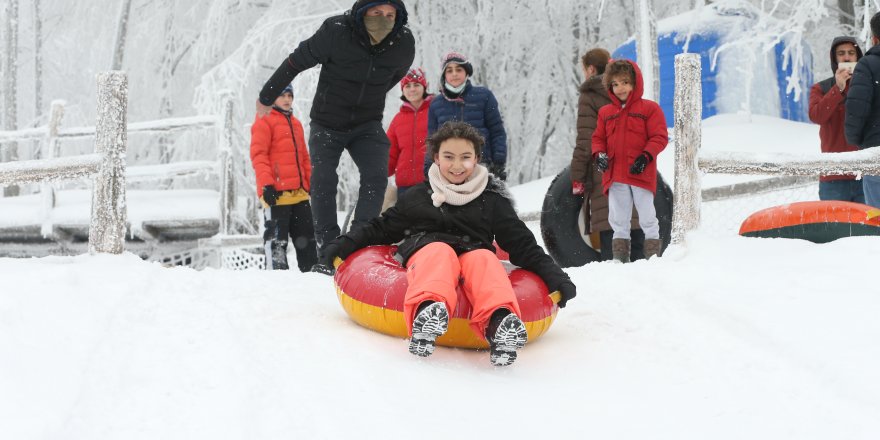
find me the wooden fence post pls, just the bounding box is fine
[89,71,127,254]
[672,53,702,245]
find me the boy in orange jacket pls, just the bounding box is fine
[250,84,318,271]
[592,59,668,262]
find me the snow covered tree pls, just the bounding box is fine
[3,0,20,197]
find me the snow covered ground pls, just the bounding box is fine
[2,233,879,439]
[2,114,880,439]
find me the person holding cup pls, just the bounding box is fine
[808,36,864,202]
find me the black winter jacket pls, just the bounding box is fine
[845,44,880,149]
[259,0,415,131]
[341,179,573,292]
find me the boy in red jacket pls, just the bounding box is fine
[250,84,318,271]
[591,59,668,262]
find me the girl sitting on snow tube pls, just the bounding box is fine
[320,121,577,367]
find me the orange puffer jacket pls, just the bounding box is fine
[250,108,311,197]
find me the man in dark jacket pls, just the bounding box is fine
[845,12,880,208]
[256,0,415,270]
[809,36,864,202]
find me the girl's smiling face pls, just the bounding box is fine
[434,138,478,184]
[610,75,633,102]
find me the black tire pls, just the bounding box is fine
[540,166,673,267]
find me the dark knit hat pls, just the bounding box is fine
[281,83,294,96]
[441,51,473,77]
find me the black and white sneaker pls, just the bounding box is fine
[409,302,449,357]
[486,312,528,367]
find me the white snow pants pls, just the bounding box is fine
[608,182,660,240]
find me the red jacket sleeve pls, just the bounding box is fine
[808,81,844,125]
[643,102,669,160]
[250,116,274,194]
[387,115,401,178]
[591,107,609,156]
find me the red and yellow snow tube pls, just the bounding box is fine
[739,201,880,243]
[333,245,560,349]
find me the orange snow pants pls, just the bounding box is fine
[403,242,522,339]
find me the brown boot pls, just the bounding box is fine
[611,238,630,263]
[644,238,662,259]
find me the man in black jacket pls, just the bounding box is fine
[845,12,880,208]
[257,0,415,270]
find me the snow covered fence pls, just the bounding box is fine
[672,53,880,244]
[1,70,237,254]
[88,71,128,254]
[672,53,702,245]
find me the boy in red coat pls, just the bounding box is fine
[591,59,668,262]
[387,67,434,196]
[250,84,318,271]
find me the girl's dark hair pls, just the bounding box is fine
[581,48,611,75]
[426,121,485,158]
[603,59,637,91]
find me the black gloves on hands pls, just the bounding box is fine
[557,281,577,308]
[629,152,653,175]
[262,185,280,206]
[595,152,609,173]
[320,236,357,269]
[488,162,507,181]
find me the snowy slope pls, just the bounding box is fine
[2,233,879,439]
[2,113,879,439]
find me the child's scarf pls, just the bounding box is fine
[428,163,489,207]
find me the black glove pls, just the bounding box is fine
[489,162,507,181]
[595,152,609,173]
[262,185,280,206]
[557,281,577,308]
[629,151,653,175]
[320,236,356,268]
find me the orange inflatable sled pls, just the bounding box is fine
[739,201,880,243]
[333,245,560,349]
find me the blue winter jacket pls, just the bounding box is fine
[423,81,508,173]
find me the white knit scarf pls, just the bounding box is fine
[428,163,489,207]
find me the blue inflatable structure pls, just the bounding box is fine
[613,5,813,127]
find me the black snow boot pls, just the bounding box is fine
[485,308,528,367]
[409,301,449,357]
[267,240,289,270]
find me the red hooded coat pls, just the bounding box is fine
[387,95,433,188]
[250,108,312,197]
[591,59,668,195]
